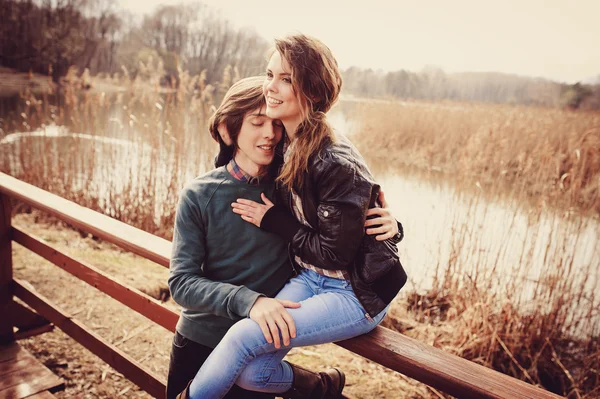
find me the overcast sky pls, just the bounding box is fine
[119,0,600,84]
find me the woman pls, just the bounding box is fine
[170,74,402,399]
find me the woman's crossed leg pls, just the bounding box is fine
[188,269,386,399]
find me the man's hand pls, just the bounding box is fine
[365,189,399,241]
[249,297,300,348]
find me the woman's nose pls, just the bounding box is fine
[266,78,277,93]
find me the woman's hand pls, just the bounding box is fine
[249,297,301,348]
[365,189,399,241]
[232,193,274,227]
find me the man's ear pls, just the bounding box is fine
[217,122,233,146]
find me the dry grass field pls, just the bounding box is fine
[347,99,600,214]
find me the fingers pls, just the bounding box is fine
[278,299,301,308]
[231,202,256,214]
[378,189,388,208]
[265,316,281,349]
[375,231,394,241]
[366,226,387,236]
[281,311,297,339]
[257,319,273,345]
[231,203,261,227]
[236,198,261,207]
[274,316,290,347]
[366,207,390,218]
[365,216,388,227]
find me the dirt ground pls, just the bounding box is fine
[10,212,433,399]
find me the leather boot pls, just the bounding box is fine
[281,361,346,399]
[175,379,192,399]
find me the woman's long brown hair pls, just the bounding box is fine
[274,34,343,190]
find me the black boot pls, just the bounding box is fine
[281,361,346,399]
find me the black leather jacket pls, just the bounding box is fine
[261,134,407,317]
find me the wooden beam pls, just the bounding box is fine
[13,228,178,333]
[336,326,563,399]
[8,300,54,340]
[13,279,167,399]
[0,173,171,268]
[0,193,14,344]
[9,301,51,331]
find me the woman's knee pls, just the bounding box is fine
[222,318,267,352]
[235,362,269,391]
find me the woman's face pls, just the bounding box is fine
[263,51,303,134]
[231,105,283,176]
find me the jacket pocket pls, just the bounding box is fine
[317,204,342,233]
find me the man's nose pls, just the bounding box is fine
[263,124,275,139]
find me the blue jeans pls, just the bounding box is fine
[188,269,387,399]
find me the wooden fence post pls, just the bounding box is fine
[0,193,14,344]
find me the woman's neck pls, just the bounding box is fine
[282,116,302,141]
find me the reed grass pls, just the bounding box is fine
[348,100,600,214]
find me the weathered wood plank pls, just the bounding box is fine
[0,355,31,376]
[25,391,56,398]
[13,279,167,399]
[0,342,63,398]
[0,368,64,398]
[337,326,563,399]
[0,172,170,267]
[13,227,178,333]
[0,342,21,363]
[0,192,14,344]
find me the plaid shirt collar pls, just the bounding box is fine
[227,158,271,185]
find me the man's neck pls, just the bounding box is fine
[233,157,267,177]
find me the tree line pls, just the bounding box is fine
[1,0,598,109]
[0,0,269,84]
[342,66,600,110]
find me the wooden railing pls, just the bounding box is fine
[0,172,564,399]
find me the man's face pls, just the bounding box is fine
[234,106,283,175]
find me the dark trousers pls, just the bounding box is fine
[166,331,276,399]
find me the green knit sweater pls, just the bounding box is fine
[168,166,293,348]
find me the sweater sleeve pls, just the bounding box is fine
[168,188,262,319]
